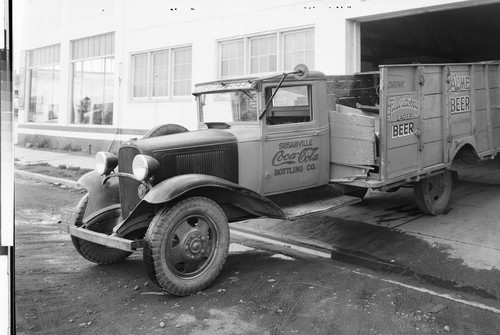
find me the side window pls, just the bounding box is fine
[265,85,312,125]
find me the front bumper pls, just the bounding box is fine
[62,208,146,252]
[68,225,145,252]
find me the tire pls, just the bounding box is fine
[414,170,453,215]
[142,124,188,139]
[143,197,230,296]
[70,194,132,264]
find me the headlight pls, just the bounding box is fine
[95,151,118,176]
[132,155,159,181]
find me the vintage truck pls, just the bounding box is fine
[66,61,500,296]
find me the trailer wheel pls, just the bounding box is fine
[414,170,452,215]
[143,197,230,296]
[70,194,132,264]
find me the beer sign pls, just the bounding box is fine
[449,73,471,114]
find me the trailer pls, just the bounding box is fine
[329,61,500,213]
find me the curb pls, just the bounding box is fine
[15,170,81,189]
[230,225,498,300]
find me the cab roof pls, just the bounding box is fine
[192,70,326,95]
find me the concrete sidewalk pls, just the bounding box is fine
[15,146,96,170]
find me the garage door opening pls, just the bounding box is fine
[360,3,500,72]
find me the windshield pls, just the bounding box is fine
[198,90,258,123]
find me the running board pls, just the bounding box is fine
[268,185,361,220]
[282,195,360,220]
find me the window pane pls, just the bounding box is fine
[220,40,244,78]
[28,65,60,123]
[267,85,312,124]
[283,29,314,71]
[103,58,115,125]
[71,33,115,60]
[250,35,277,74]
[132,54,148,98]
[173,47,192,96]
[71,58,114,125]
[152,50,169,97]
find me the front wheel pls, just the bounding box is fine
[414,170,453,215]
[143,197,230,296]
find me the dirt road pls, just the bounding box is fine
[14,176,500,334]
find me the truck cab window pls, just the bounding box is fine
[265,85,312,125]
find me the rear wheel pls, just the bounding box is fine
[414,170,452,215]
[143,197,230,296]
[70,194,132,264]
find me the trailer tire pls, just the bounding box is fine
[143,197,230,296]
[70,194,132,264]
[414,170,452,215]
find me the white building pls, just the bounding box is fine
[17,0,500,152]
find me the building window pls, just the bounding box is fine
[71,32,115,125]
[283,30,314,71]
[28,44,60,123]
[218,28,314,79]
[131,45,193,100]
[250,35,277,74]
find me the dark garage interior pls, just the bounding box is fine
[360,2,500,72]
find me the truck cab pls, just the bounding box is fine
[192,69,330,196]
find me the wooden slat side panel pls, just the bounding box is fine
[422,141,444,168]
[330,112,376,166]
[421,94,443,119]
[386,144,418,178]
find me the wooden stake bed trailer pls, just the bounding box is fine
[328,62,500,195]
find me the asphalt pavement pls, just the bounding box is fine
[14,145,500,302]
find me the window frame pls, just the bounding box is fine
[27,44,61,124]
[69,32,116,126]
[217,27,314,79]
[130,45,193,101]
[264,84,314,126]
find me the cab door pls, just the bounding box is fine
[261,81,329,195]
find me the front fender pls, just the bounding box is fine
[78,171,120,220]
[113,174,285,236]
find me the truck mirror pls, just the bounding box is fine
[292,64,309,80]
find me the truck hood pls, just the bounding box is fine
[118,129,239,183]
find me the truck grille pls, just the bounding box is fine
[176,150,226,179]
[118,146,141,218]
[170,146,238,183]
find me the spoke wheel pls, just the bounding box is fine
[143,197,229,296]
[70,194,132,264]
[414,170,453,215]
